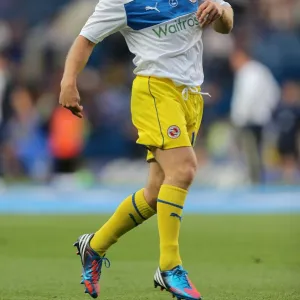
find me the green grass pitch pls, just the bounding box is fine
[0,215,299,300]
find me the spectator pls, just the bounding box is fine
[48,106,85,174]
[230,47,280,183]
[1,84,49,180]
[274,81,300,183]
[0,51,12,133]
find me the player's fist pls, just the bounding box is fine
[196,0,224,28]
[59,82,83,118]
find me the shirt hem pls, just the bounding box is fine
[134,72,203,87]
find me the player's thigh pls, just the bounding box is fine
[151,93,203,183]
[131,76,191,151]
[144,161,165,209]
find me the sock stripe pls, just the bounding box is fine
[170,212,182,221]
[132,193,146,220]
[129,213,139,227]
[157,199,184,209]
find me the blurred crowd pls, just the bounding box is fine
[0,0,300,187]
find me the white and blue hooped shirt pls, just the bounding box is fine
[80,0,230,86]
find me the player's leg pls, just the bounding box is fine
[73,161,164,298]
[155,91,203,274]
[144,158,165,211]
[154,146,197,269]
[131,76,203,299]
[90,160,163,254]
[153,147,202,300]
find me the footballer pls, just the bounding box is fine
[59,0,233,299]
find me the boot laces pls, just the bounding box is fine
[173,268,191,289]
[86,256,110,283]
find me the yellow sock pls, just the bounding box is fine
[157,184,187,271]
[90,189,156,256]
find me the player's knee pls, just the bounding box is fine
[166,158,197,189]
[176,162,197,188]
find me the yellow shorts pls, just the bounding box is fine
[131,76,204,161]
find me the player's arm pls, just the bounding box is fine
[212,5,233,34]
[59,0,126,118]
[196,0,233,34]
[60,36,95,118]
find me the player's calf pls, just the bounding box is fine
[144,160,165,210]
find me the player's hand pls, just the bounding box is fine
[59,82,83,118]
[196,0,224,28]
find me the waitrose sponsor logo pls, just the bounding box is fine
[152,16,199,38]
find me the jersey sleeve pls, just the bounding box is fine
[80,0,127,44]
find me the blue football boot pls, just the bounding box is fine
[73,233,110,298]
[154,265,202,300]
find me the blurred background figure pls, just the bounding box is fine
[230,47,280,183]
[0,0,299,187]
[0,52,10,127]
[0,51,12,142]
[48,105,84,181]
[274,81,300,184]
[0,84,50,181]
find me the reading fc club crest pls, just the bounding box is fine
[168,126,181,139]
[169,0,178,7]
